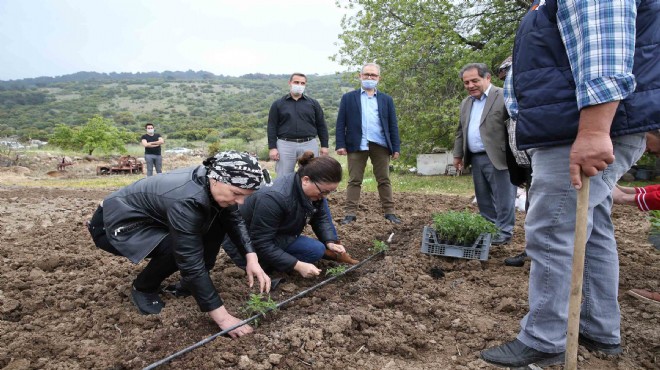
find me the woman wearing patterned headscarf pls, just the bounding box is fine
[87,151,271,338]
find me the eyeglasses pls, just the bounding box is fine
[361,73,379,79]
[313,181,336,196]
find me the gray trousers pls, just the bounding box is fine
[517,133,645,353]
[470,152,517,238]
[145,154,162,176]
[275,138,319,176]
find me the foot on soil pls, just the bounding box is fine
[341,215,357,225]
[480,339,564,368]
[504,251,528,267]
[384,213,402,224]
[131,286,165,315]
[578,333,622,355]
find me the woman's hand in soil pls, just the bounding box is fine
[326,242,346,254]
[209,306,253,338]
[245,252,271,293]
[294,261,321,278]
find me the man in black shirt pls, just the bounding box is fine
[267,73,329,175]
[141,123,164,176]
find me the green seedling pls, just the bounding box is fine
[325,265,347,277]
[241,293,277,327]
[371,240,389,253]
[649,210,660,235]
[432,210,498,245]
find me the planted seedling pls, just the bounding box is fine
[371,239,389,253]
[241,293,277,327]
[325,265,347,277]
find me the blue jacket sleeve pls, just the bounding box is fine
[335,94,348,150]
[387,95,401,153]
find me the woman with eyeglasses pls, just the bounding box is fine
[224,151,359,279]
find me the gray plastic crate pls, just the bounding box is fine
[420,226,491,261]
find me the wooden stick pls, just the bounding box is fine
[565,173,590,370]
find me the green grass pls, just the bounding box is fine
[6,175,141,189]
[331,154,475,196]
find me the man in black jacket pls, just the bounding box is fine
[87,151,271,338]
[267,72,329,175]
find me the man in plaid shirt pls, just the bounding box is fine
[481,0,660,367]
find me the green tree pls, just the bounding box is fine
[49,115,132,155]
[49,124,78,151]
[334,0,530,164]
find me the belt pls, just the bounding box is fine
[470,151,487,155]
[278,137,315,143]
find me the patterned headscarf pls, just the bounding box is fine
[203,151,270,190]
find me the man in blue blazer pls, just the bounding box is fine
[335,63,402,225]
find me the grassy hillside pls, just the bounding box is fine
[0,72,356,145]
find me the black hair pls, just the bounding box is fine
[145,123,154,129]
[296,151,342,184]
[289,72,307,82]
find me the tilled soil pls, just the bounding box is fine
[0,176,658,369]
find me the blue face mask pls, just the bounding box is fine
[361,79,378,90]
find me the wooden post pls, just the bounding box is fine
[565,173,590,370]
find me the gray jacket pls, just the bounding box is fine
[453,85,510,170]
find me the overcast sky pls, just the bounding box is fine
[0,0,352,81]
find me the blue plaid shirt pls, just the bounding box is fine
[505,0,640,116]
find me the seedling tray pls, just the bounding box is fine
[420,226,491,261]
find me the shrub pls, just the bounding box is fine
[432,210,498,245]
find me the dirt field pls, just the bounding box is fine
[0,156,658,370]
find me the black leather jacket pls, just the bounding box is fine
[238,173,337,272]
[102,165,254,312]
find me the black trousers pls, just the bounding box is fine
[87,205,222,293]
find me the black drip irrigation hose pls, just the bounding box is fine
[143,248,387,370]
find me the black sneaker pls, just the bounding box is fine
[162,281,191,298]
[130,286,165,315]
[491,233,511,245]
[480,339,565,368]
[384,213,402,224]
[578,333,622,355]
[341,215,357,225]
[504,251,528,267]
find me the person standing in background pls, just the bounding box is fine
[267,72,329,175]
[141,123,164,176]
[453,63,516,245]
[335,63,402,225]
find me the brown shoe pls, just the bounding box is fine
[627,289,660,306]
[323,249,359,265]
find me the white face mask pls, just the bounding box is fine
[147,128,155,134]
[290,84,305,95]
